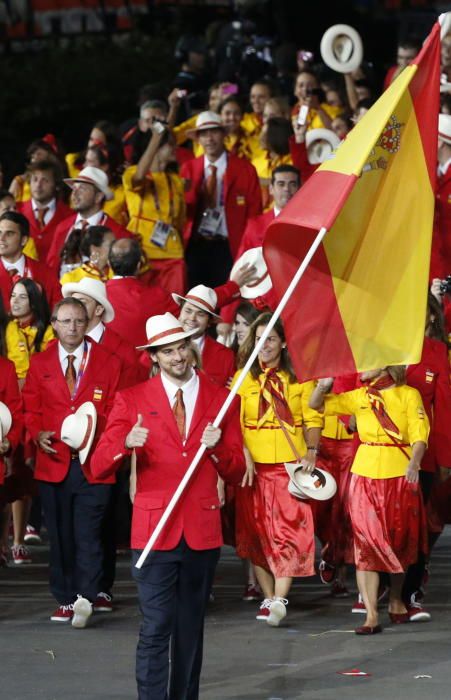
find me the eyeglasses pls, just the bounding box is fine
[54,318,87,327]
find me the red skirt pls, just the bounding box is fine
[348,473,428,573]
[314,436,356,566]
[235,463,315,578]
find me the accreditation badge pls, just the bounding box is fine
[151,220,172,248]
[198,207,225,238]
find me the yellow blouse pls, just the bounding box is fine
[173,115,203,157]
[6,320,54,379]
[65,152,82,178]
[232,370,322,464]
[292,103,342,130]
[323,386,430,479]
[123,167,185,261]
[60,262,112,286]
[241,112,263,138]
[103,183,129,227]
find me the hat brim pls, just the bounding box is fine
[185,124,225,140]
[136,327,198,351]
[229,247,273,300]
[293,467,337,501]
[62,282,115,323]
[171,293,222,320]
[64,176,114,202]
[76,402,97,464]
[320,24,363,74]
[306,128,341,165]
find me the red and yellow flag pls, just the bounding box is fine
[263,22,441,382]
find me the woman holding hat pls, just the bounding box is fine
[292,71,341,131]
[4,278,54,564]
[59,225,116,285]
[310,366,429,634]
[123,121,186,296]
[233,312,322,626]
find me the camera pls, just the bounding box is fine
[439,275,451,295]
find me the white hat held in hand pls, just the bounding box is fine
[285,462,337,501]
[438,113,451,146]
[62,277,115,324]
[136,312,198,351]
[64,166,113,201]
[61,402,97,465]
[320,24,363,74]
[306,128,340,165]
[0,401,12,442]
[230,247,273,299]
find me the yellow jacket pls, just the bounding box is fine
[123,167,185,261]
[232,370,322,464]
[6,320,54,379]
[241,112,263,138]
[103,183,129,227]
[60,262,112,286]
[173,115,203,157]
[292,103,342,130]
[324,386,430,479]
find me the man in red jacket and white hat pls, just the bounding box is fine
[91,311,245,700]
[181,111,262,289]
[46,166,132,271]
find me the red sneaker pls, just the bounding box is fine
[242,584,261,602]
[256,598,272,620]
[50,604,74,622]
[331,581,349,598]
[93,592,113,612]
[351,596,366,614]
[407,593,431,622]
[318,560,336,584]
[24,525,42,545]
[11,544,32,564]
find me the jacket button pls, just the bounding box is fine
[182,452,187,457]
[71,406,75,411]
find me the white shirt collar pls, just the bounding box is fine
[2,254,25,275]
[75,210,105,226]
[32,198,56,218]
[438,157,451,176]
[203,151,227,179]
[191,335,205,353]
[273,207,281,217]
[161,368,197,401]
[86,322,105,343]
[160,369,200,438]
[58,340,85,365]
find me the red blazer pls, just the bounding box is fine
[0,255,61,311]
[17,199,73,263]
[46,212,133,270]
[100,326,148,388]
[202,335,235,387]
[91,371,245,550]
[406,336,451,472]
[289,138,317,184]
[0,357,23,485]
[180,152,262,258]
[106,277,179,347]
[22,340,120,484]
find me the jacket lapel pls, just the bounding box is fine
[186,373,210,444]
[47,342,72,399]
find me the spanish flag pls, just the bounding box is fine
[263,21,441,382]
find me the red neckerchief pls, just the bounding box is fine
[363,374,410,459]
[257,365,295,432]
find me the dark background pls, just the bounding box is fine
[0,0,441,181]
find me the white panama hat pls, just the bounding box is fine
[64,166,113,201]
[305,128,340,165]
[0,401,12,443]
[230,247,273,299]
[60,402,97,465]
[438,113,451,146]
[172,284,221,319]
[320,24,363,74]
[62,277,115,323]
[285,462,337,501]
[136,312,198,351]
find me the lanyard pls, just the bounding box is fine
[147,174,175,220]
[70,339,89,399]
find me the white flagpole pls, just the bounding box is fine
[135,226,328,569]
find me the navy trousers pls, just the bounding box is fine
[132,538,220,700]
[39,458,112,605]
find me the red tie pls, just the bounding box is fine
[65,355,76,395]
[204,164,217,209]
[36,207,49,230]
[173,389,186,440]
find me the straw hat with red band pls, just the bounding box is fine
[64,166,113,201]
[172,285,221,319]
[186,111,225,139]
[230,247,273,300]
[438,113,451,146]
[305,128,340,165]
[62,277,115,323]
[285,462,337,501]
[0,401,12,443]
[60,402,97,465]
[136,312,198,351]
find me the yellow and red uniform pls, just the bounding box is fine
[291,102,342,130]
[251,151,293,210]
[59,262,113,286]
[6,320,54,380]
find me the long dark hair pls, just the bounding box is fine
[84,142,124,187]
[427,292,449,347]
[60,224,113,267]
[237,311,297,382]
[10,278,51,352]
[231,301,260,353]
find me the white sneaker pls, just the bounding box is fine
[256,598,273,621]
[267,597,288,627]
[71,595,93,628]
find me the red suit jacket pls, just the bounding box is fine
[406,336,451,472]
[433,167,451,276]
[0,255,61,311]
[22,340,120,484]
[46,212,133,270]
[106,277,179,347]
[0,357,23,485]
[91,371,245,550]
[99,325,148,388]
[17,199,73,263]
[180,152,262,258]
[202,335,235,387]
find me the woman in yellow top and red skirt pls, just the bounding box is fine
[310,366,429,635]
[233,312,322,627]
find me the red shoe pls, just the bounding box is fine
[24,525,42,545]
[256,598,272,620]
[331,581,349,598]
[318,559,336,584]
[93,592,113,612]
[389,611,409,624]
[11,544,32,564]
[242,584,261,602]
[355,624,382,635]
[50,604,74,622]
[351,596,366,614]
[407,593,431,622]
